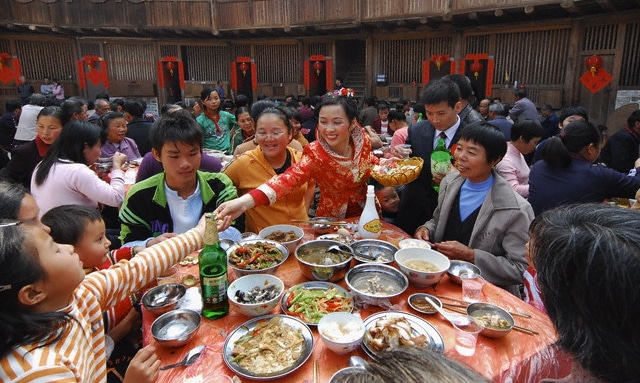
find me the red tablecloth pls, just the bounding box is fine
[142,220,571,382]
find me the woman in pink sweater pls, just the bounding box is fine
[30,120,127,217]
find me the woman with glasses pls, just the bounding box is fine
[224,106,313,233]
[99,111,141,160]
[216,95,378,222]
[0,106,63,189]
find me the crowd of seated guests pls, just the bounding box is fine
[1,80,640,383]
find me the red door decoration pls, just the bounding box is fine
[461,53,494,101]
[303,55,332,96]
[0,53,21,85]
[422,54,455,85]
[580,55,612,94]
[157,56,184,103]
[157,56,184,90]
[76,55,109,89]
[230,57,256,101]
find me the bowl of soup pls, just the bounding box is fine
[344,263,408,307]
[394,248,450,287]
[294,240,353,282]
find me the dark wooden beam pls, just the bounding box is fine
[596,0,617,12]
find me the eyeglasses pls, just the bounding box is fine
[0,221,21,228]
[255,131,287,140]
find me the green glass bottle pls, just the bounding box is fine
[199,213,229,319]
[431,137,452,192]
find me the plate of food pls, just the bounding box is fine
[361,311,444,360]
[223,315,314,380]
[226,239,288,277]
[281,281,354,325]
[370,157,424,187]
[317,233,353,245]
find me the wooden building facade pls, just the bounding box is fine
[1,0,639,126]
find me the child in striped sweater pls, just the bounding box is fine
[41,205,144,383]
[0,214,216,382]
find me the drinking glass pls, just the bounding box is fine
[453,317,482,356]
[461,273,484,303]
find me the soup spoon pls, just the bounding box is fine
[423,296,470,327]
[159,345,205,370]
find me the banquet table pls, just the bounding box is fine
[141,220,571,383]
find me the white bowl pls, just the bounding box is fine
[398,238,432,250]
[227,274,285,317]
[258,224,304,253]
[317,312,365,355]
[394,248,450,287]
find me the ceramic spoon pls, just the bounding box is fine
[159,345,205,370]
[423,296,470,326]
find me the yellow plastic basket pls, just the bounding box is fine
[370,157,424,187]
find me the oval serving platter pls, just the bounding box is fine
[280,281,354,325]
[361,311,444,360]
[222,314,314,380]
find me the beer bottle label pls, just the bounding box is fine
[201,275,227,304]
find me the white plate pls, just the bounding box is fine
[223,315,314,380]
[361,311,444,360]
[281,281,354,325]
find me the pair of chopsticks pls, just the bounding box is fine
[442,305,538,335]
[437,295,532,319]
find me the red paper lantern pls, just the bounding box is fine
[85,59,95,70]
[312,61,323,76]
[470,61,483,80]
[433,54,449,71]
[166,61,175,76]
[585,55,603,76]
[239,62,249,77]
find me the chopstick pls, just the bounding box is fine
[437,295,468,304]
[313,359,319,383]
[437,295,532,318]
[443,306,538,335]
[512,325,538,335]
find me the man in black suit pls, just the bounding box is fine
[394,79,465,235]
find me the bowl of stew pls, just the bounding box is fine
[394,247,450,287]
